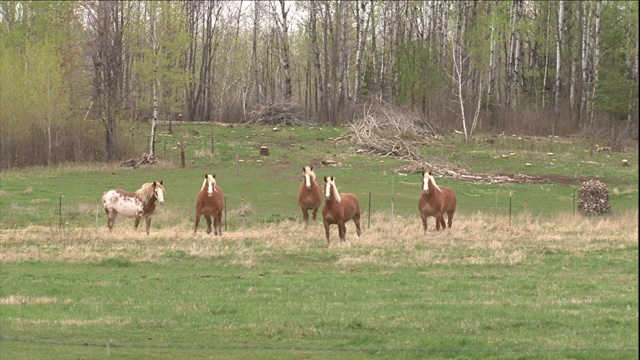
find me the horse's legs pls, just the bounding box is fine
[447,210,454,228]
[134,215,142,231]
[421,214,428,234]
[194,212,202,234]
[312,205,319,221]
[301,206,309,226]
[204,215,212,234]
[145,217,152,235]
[353,215,362,237]
[214,212,222,236]
[435,214,443,230]
[338,220,346,242]
[105,210,116,231]
[323,220,331,246]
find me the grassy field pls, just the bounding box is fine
[0,123,638,359]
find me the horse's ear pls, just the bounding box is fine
[160,180,163,185]
[152,181,157,187]
[212,174,216,179]
[428,170,432,176]
[205,174,208,179]
[324,176,328,182]
[310,166,313,170]
[421,169,425,176]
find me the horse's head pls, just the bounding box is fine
[204,174,217,197]
[303,166,315,189]
[153,181,165,205]
[421,170,441,195]
[324,176,341,203]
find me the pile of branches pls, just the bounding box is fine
[337,101,445,162]
[120,153,157,168]
[246,102,312,126]
[339,101,549,184]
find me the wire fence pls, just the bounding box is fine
[1,335,637,356]
[0,184,620,233]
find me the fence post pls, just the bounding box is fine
[180,134,185,168]
[241,195,245,238]
[95,198,99,235]
[390,176,395,235]
[368,192,372,229]
[59,192,62,229]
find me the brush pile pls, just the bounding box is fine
[578,180,611,215]
[337,101,444,161]
[246,102,310,126]
[120,153,157,168]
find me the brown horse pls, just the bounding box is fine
[418,170,457,233]
[194,174,225,235]
[102,181,165,235]
[298,166,323,226]
[322,176,361,246]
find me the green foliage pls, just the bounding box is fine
[595,1,638,120]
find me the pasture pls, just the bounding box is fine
[0,124,638,359]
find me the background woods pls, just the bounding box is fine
[0,0,637,168]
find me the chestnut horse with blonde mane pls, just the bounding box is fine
[418,170,457,233]
[297,166,322,226]
[322,176,361,246]
[194,174,225,235]
[102,181,165,235]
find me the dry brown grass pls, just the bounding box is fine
[1,210,637,265]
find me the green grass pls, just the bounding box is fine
[0,123,638,359]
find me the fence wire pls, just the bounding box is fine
[1,335,637,355]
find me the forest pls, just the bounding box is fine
[0,0,637,168]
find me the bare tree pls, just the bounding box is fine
[273,0,293,101]
[555,0,564,115]
[87,1,129,162]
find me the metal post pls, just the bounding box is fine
[241,195,245,238]
[95,198,99,235]
[59,192,62,229]
[390,176,394,235]
[180,134,185,168]
[368,192,372,229]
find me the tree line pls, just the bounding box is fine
[0,0,637,168]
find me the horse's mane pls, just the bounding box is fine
[201,175,217,192]
[426,174,443,193]
[303,166,316,180]
[136,182,163,202]
[327,178,341,203]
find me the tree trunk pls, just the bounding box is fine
[555,0,563,115]
[353,0,368,103]
[589,1,601,127]
[276,0,292,101]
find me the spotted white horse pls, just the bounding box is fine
[102,181,165,235]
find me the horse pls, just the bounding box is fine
[194,174,225,235]
[297,166,322,226]
[102,181,165,235]
[418,170,457,233]
[322,176,361,246]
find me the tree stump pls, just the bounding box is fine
[578,180,611,216]
[259,146,270,156]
